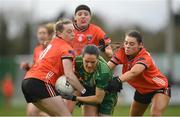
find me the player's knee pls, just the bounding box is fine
[151,107,163,116]
[27,109,39,116]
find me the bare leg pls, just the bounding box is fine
[65,100,76,113]
[130,100,149,116]
[151,93,170,116]
[27,103,41,116]
[33,96,71,116]
[83,105,98,116]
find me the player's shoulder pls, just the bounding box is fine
[53,38,73,49]
[136,48,152,62]
[75,56,83,69]
[75,55,83,61]
[89,23,103,31]
[34,45,43,52]
[98,57,111,73]
[114,47,125,57]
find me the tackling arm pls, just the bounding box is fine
[120,64,146,82]
[62,59,86,94]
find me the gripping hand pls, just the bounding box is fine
[59,92,77,101]
[106,76,122,93]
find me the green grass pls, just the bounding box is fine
[0,105,180,116]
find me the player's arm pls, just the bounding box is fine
[62,59,86,94]
[120,63,146,82]
[107,61,117,70]
[106,63,145,93]
[98,39,113,58]
[19,62,31,71]
[105,45,113,58]
[60,87,105,104]
[76,87,105,104]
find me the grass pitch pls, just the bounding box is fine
[0,104,180,116]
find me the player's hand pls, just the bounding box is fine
[59,92,77,101]
[106,76,123,93]
[98,39,106,52]
[81,85,95,96]
[20,62,30,71]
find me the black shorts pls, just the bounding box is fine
[134,87,171,104]
[21,78,59,103]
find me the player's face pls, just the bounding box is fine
[124,36,142,56]
[61,24,75,41]
[83,54,98,73]
[37,27,49,45]
[75,10,91,28]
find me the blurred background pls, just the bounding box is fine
[0,0,180,115]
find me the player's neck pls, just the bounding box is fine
[127,48,142,60]
[73,22,89,32]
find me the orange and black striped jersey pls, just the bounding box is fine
[111,47,168,94]
[72,23,111,55]
[25,37,75,85]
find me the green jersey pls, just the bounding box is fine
[75,56,112,89]
[75,56,117,115]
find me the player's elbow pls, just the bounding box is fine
[64,72,74,80]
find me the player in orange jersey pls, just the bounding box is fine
[106,30,171,116]
[20,23,54,116]
[20,23,54,71]
[1,73,14,110]
[72,4,113,58]
[21,19,87,116]
[66,4,114,112]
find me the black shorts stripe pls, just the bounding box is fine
[45,83,56,97]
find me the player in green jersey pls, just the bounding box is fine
[60,45,119,116]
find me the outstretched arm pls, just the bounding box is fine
[120,64,146,82]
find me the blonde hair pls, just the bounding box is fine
[45,22,55,39]
[55,18,72,33]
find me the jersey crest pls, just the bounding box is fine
[87,34,93,41]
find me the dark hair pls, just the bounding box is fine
[126,30,143,44]
[82,45,100,57]
[55,18,72,33]
[75,4,91,15]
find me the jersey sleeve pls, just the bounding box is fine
[110,48,123,65]
[135,55,151,69]
[61,46,75,61]
[96,62,112,89]
[96,73,111,89]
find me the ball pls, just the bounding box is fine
[55,75,74,95]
